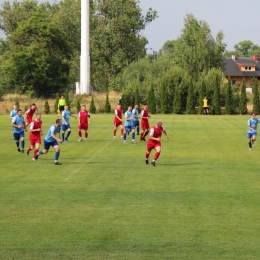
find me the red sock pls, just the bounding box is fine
[33,149,38,158]
[146,152,150,159]
[120,128,123,136]
[140,132,143,140]
[85,132,88,138]
[153,151,161,161]
[143,130,149,139]
[27,147,33,152]
[114,129,116,136]
[78,131,82,137]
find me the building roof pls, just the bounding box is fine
[224,57,260,77]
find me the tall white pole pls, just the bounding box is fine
[80,0,91,94]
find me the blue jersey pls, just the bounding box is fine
[62,110,71,125]
[12,115,25,133]
[10,110,17,118]
[247,118,259,133]
[132,108,139,122]
[125,110,133,127]
[45,124,61,142]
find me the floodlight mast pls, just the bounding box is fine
[80,0,91,94]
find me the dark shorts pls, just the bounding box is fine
[125,125,135,132]
[59,106,65,112]
[203,107,209,111]
[247,132,257,138]
[44,140,59,150]
[133,121,139,127]
[62,124,71,131]
[14,131,25,140]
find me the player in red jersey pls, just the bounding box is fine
[25,103,37,128]
[78,105,91,142]
[26,113,43,161]
[140,103,151,141]
[145,120,169,166]
[113,103,123,138]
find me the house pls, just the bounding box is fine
[223,55,260,89]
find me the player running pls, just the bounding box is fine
[140,103,151,141]
[25,103,37,128]
[145,120,169,166]
[123,106,137,144]
[35,119,62,165]
[26,113,43,161]
[113,103,123,138]
[247,112,259,150]
[132,104,140,135]
[78,105,91,142]
[62,105,77,142]
[10,104,18,139]
[12,109,26,153]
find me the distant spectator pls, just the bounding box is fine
[58,95,66,113]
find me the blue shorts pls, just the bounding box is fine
[125,125,135,132]
[44,140,59,150]
[247,132,257,138]
[133,121,139,127]
[14,131,24,140]
[62,124,71,131]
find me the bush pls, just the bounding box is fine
[89,96,96,114]
[104,93,111,113]
[75,95,83,112]
[44,100,50,114]
[14,96,20,110]
[54,93,59,113]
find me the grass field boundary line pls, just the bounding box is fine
[64,140,113,181]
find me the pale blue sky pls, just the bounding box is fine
[1,0,260,53]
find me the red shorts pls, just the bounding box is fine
[147,140,161,151]
[114,121,123,127]
[29,134,41,145]
[141,120,150,130]
[27,116,33,124]
[78,124,88,131]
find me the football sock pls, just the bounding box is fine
[55,151,60,161]
[132,132,135,140]
[145,152,150,159]
[27,147,33,152]
[78,131,82,137]
[140,132,143,140]
[153,151,161,161]
[33,149,39,158]
[143,130,149,139]
[249,142,252,148]
[113,129,116,136]
[21,141,24,149]
[85,132,88,139]
[137,127,140,135]
[66,131,71,139]
[62,133,65,141]
[16,141,19,148]
[38,150,44,155]
[123,133,126,140]
[120,129,124,136]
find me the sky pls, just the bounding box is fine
[1,0,260,53]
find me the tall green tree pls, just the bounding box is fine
[225,77,233,114]
[160,79,170,114]
[239,78,248,115]
[253,77,260,113]
[211,77,221,115]
[104,93,111,113]
[147,82,156,114]
[89,96,96,114]
[3,13,72,98]
[198,79,206,114]
[173,88,182,114]
[134,84,140,108]
[186,79,195,114]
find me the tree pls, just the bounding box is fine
[253,77,260,113]
[186,79,195,114]
[89,96,96,114]
[239,78,248,115]
[104,93,111,113]
[173,88,182,114]
[198,79,206,114]
[234,40,260,57]
[211,78,221,115]
[65,89,71,110]
[54,93,59,113]
[225,77,233,114]
[160,79,170,114]
[14,96,20,109]
[44,100,50,114]
[147,82,156,114]
[75,95,83,113]
[134,84,140,108]
[3,13,72,98]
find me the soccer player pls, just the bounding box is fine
[78,105,91,142]
[145,120,169,166]
[247,112,259,150]
[113,103,123,138]
[26,113,43,161]
[36,119,62,165]
[203,96,209,115]
[25,103,37,128]
[62,105,77,142]
[12,109,26,152]
[132,104,140,135]
[123,106,137,144]
[10,104,18,139]
[140,103,151,141]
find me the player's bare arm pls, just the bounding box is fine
[163,130,169,139]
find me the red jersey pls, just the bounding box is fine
[26,107,37,118]
[150,126,165,142]
[114,108,122,123]
[141,108,149,121]
[79,110,90,125]
[29,120,42,136]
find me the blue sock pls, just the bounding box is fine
[123,133,126,140]
[66,131,71,140]
[55,151,60,161]
[38,150,44,155]
[137,127,139,135]
[16,141,19,148]
[21,140,24,149]
[132,132,135,140]
[62,133,65,141]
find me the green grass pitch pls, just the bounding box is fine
[1,114,260,259]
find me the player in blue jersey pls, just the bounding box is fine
[10,104,18,139]
[61,105,77,142]
[12,109,26,152]
[123,106,137,144]
[132,104,140,135]
[36,119,63,165]
[247,112,259,150]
